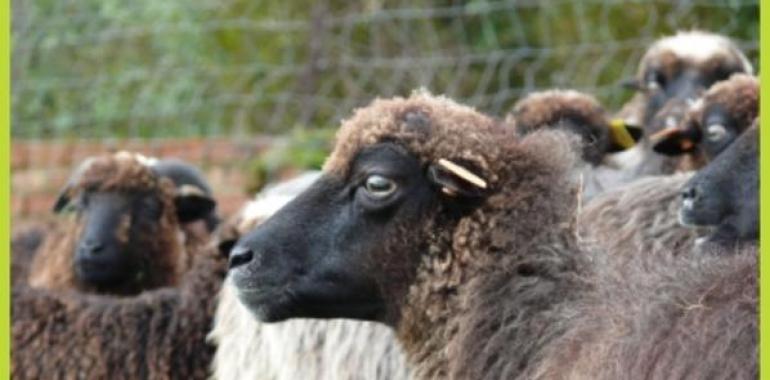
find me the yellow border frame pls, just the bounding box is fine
[0,2,763,379]
[761,1,769,378]
[1,0,10,376]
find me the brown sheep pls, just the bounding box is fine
[13,152,226,379]
[227,91,755,379]
[27,152,216,296]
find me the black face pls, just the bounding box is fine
[72,191,164,287]
[679,126,757,246]
[641,60,743,130]
[228,143,449,324]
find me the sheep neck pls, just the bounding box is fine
[397,186,589,379]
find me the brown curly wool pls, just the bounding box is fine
[27,154,188,296]
[578,173,709,258]
[12,247,227,380]
[323,91,755,379]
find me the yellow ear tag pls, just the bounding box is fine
[609,119,637,149]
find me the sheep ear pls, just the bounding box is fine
[52,186,75,213]
[53,157,97,213]
[650,125,700,156]
[175,184,217,223]
[427,159,488,199]
[607,119,644,152]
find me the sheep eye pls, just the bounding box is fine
[706,124,727,141]
[364,175,397,198]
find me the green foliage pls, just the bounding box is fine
[244,127,335,193]
[12,0,759,140]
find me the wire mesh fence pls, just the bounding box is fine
[10,0,759,218]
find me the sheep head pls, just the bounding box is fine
[678,120,758,249]
[228,91,579,329]
[629,30,752,132]
[509,89,643,165]
[30,152,216,295]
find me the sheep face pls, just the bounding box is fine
[31,153,217,295]
[652,74,758,160]
[634,31,752,131]
[229,142,445,323]
[69,190,165,287]
[679,122,757,247]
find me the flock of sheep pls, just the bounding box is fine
[11,30,758,379]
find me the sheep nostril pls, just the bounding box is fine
[681,186,698,201]
[228,246,255,270]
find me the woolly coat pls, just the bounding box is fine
[12,246,227,380]
[209,280,411,380]
[320,91,756,379]
[578,173,708,257]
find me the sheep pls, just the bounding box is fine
[26,152,217,296]
[227,91,755,379]
[679,119,758,250]
[12,151,228,379]
[580,73,759,257]
[507,89,642,200]
[612,30,753,176]
[12,244,227,380]
[209,171,411,380]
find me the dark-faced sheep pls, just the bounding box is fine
[613,30,753,176]
[228,91,755,379]
[652,73,758,160]
[679,119,758,249]
[13,152,226,379]
[507,89,642,200]
[209,172,410,380]
[27,152,217,296]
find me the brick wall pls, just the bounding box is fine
[12,137,277,222]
